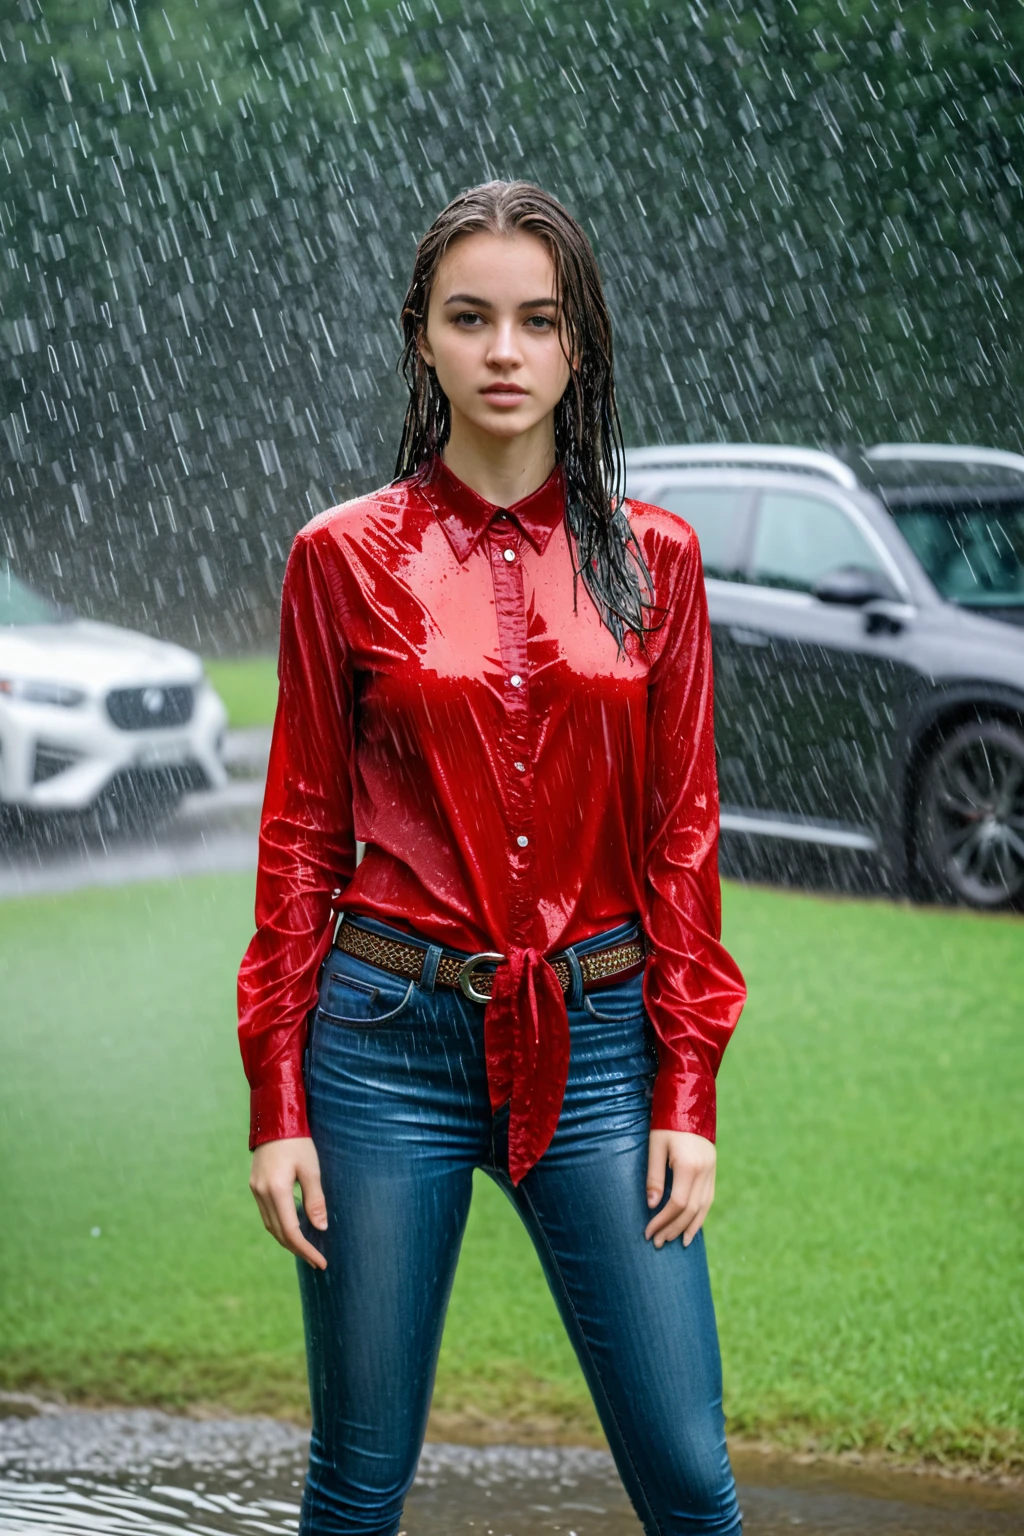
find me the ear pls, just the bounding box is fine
[416,326,436,370]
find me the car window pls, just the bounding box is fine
[750,492,884,593]
[891,501,1024,610]
[654,487,748,579]
[0,569,62,625]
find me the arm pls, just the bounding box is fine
[238,526,357,1268]
[640,529,746,1246]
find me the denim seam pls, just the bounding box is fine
[316,978,415,1027]
[325,972,379,1002]
[514,1182,664,1536]
[584,998,647,1023]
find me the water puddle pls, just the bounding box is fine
[0,1409,1020,1535]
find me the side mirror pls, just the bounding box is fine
[813,564,899,606]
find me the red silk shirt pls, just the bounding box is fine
[237,455,746,1183]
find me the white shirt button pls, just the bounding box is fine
[516,835,529,847]
[513,761,526,772]
[510,674,523,688]
[503,548,516,562]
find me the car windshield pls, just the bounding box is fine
[0,569,64,625]
[891,499,1024,609]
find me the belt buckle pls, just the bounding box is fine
[457,951,505,1004]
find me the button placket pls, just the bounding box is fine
[486,522,534,930]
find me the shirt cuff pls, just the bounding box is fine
[248,1071,311,1151]
[650,1067,717,1142]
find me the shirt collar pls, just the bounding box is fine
[418,454,566,563]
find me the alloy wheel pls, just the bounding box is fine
[919,720,1024,907]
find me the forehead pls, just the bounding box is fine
[433,230,556,299]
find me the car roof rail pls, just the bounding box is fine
[865,443,1024,479]
[623,442,861,490]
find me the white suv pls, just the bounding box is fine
[1,569,227,826]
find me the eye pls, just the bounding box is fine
[525,314,556,330]
[453,310,484,327]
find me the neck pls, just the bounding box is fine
[441,411,557,508]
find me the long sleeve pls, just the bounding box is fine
[642,528,746,1141]
[237,527,357,1149]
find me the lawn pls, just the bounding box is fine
[0,876,1021,1470]
[204,656,278,729]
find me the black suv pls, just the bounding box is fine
[624,444,1024,909]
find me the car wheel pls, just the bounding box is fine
[918,719,1024,908]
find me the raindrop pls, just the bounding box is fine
[0,3,1017,678]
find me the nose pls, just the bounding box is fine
[486,317,523,371]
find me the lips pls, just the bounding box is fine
[482,383,527,397]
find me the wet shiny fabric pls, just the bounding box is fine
[297,927,742,1536]
[237,455,746,1181]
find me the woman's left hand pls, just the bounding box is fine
[644,1130,717,1248]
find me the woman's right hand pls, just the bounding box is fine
[249,1137,328,1270]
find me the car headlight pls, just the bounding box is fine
[0,678,87,707]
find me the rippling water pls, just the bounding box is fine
[1,1409,1022,1536]
[0,1474,300,1535]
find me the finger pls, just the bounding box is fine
[676,1165,715,1245]
[657,1198,704,1244]
[298,1166,329,1232]
[654,1168,716,1247]
[651,1195,707,1247]
[645,1196,684,1241]
[644,1165,696,1240]
[689,1167,716,1238]
[251,1179,320,1265]
[261,1192,293,1250]
[650,1197,701,1246]
[271,1187,328,1270]
[646,1137,668,1209]
[682,1206,709,1247]
[250,1185,281,1241]
[646,1163,710,1243]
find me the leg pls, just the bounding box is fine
[491,982,741,1535]
[298,948,489,1535]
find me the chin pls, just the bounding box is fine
[470,408,548,439]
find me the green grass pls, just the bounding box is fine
[1,877,1021,1468]
[204,656,278,729]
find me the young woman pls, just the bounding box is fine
[238,180,747,1536]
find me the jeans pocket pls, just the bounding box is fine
[316,953,416,1028]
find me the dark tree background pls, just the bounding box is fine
[2,0,1022,648]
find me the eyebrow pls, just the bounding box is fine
[443,294,558,310]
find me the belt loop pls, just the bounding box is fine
[420,943,443,994]
[564,946,585,1010]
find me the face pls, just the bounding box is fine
[417,231,572,442]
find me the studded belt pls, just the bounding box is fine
[334,916,646,1004]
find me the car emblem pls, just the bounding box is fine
[142,686,166,715]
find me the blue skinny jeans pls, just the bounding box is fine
[296,914,741,1536]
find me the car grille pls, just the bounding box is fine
[106,684,194,731]
[33,744,83,783]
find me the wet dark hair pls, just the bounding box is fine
[395,180,652,649]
